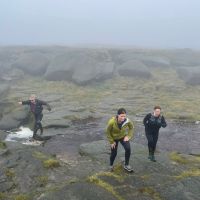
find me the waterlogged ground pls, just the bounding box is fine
[5,127,33,142]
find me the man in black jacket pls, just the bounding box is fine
[18,94,51,139]
[143,106,167,162]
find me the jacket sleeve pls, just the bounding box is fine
[161,116,167,128]
[127,121,134,139]
[106,121,114,144]
[40,100,51,111]
[22,100,30,105]
[143,113,150,126]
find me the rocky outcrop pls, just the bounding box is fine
[45,50,114,84]
[11,52,49,76]
[79,140,200,200]
[0,108,29,130]
[0,84,10,98]
[0,84,11,122]
[117,50,171,68]
[1,46,200,86]
[168,49,200,67]
[117,60,152,78]
[177,66,200,85]
[141,55,170,68]
[1,138,199,200]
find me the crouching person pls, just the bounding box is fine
[106,108,134,172]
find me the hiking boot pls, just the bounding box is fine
[109,165,114,172]
[124,165,134,173]
[33,133,37,140]
[150,155,156,162]
[148,155,152,159]
[38,127,43,135]
[29,137,35,142]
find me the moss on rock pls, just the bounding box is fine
[43,159,60,169]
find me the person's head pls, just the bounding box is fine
[29,94,36,103]
[153,106,161,117]
[117,108,127,122]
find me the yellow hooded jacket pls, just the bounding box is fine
[106,117,134,144]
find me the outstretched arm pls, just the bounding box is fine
[40,100,51,111]
[18,100,30,105]
[45,103,51,111]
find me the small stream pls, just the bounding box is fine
[5,126,33,142]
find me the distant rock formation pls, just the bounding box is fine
[1,46,200,85]
[117,60,152,78]
[44,50,114,84]
[12,52,49,76]
[177,66,200,85]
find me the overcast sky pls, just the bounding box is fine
[0,0,200,48]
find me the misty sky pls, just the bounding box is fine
[0,0,200,48]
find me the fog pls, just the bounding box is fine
[0,0,200,48]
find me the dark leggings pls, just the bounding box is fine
[145,131,159,155]
[110,138,131,166]
[33,113,43,134]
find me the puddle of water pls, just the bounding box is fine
[5,126,33,142]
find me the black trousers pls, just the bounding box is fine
[110,138,131,166]
[145,131,159,155]
[33,113,43,135]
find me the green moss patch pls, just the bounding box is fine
[14,194,30,200]
[138,187,162,200]
[175,169,200,180]
[0,193,7,200]
[0,141,7,149]
[37,176,48,187]
[88,175,124,200]
[169,152,189,164]
[32,151,48,160]
[5,168,15,179]
[43,159,60,169]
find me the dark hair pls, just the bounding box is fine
[154,106,161,110]
[117,108,126,115]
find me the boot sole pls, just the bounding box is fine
[124,167,134,173]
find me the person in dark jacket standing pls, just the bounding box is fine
[18,94,51,139]
[143,106,167,162]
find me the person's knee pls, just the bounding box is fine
[125,148,131,155]
[147,136,154,145]
[149,141,154,147]
[124,143,131,153]
[111,150,117,157]
[111,146,117,153]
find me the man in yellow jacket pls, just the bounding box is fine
[106,108,134,172]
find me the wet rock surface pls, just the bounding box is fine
[0,47,200,199]
[0,107,29,130]
[0,118,199,200]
